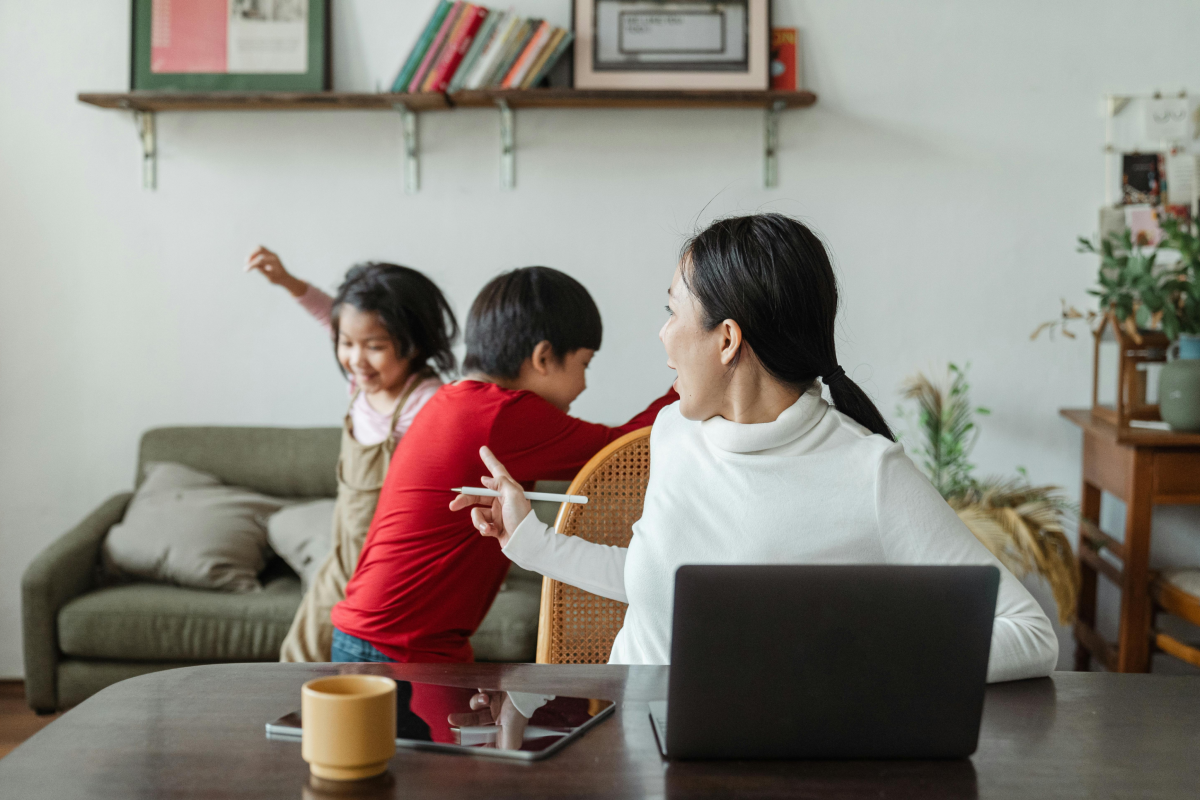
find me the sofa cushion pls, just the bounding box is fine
[470,576,541,662]
[267,499,336,592]
[103,462,287,593]
[58,571,301,662]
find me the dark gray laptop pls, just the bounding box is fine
[649,564,1000,759]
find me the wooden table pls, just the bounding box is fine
[1,663,1198,799]
[1061,408,1200,673]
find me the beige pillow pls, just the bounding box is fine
[103,462,286,593]
[267,499,336,592]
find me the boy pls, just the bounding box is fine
[330,267,677,662]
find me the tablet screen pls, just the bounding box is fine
[266,678,615,761]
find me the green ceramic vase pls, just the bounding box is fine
[1160,335,1200,431]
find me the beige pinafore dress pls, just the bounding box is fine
[279,372,430,662]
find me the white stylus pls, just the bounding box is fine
[452,487,589,505]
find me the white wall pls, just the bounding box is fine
[3,0,1200,678]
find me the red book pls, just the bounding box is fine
[408,1,464,93]
[424,5,489,92]
[770,28,797,91]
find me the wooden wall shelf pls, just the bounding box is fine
[77,89,818,191]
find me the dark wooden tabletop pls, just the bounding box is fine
[1,664,1197,799]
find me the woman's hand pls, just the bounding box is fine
[245,246,308,297]
[449,446,532,549]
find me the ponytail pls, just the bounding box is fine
[683,213,895,441]
[823,369,895,441]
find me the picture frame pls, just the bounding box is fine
[572,0,769,90]
[131,0,330,92]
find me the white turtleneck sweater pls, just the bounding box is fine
[502,389,1059,683]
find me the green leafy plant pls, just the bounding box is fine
[899,363,989,498]
[1158,216,1200,337]
[899,364,1079,625]
[1035,221,1200,342]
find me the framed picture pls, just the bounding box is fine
[131,0,330,91]
[573,0,769,90]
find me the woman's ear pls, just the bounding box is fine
[718,319,743,366]
[528,340,555,376]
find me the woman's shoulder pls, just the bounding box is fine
[812,406,904,472]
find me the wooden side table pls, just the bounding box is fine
[1061,409,1200,672]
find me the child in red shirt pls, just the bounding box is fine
[330,267,676,662]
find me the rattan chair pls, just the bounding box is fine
[535,427,652,664]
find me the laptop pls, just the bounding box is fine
[649,564,1000,760]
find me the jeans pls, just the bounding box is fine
[331,628,396,663]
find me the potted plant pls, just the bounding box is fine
[898,364,1079,625]
[1156,216,1200,430]
[1035,224,1200,430]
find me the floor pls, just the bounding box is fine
[0,681,56,760]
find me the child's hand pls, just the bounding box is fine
[245,246,307,297]
[449,447,533,549]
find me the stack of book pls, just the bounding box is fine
[392,3,574,94]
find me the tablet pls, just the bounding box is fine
[265,679,615,761]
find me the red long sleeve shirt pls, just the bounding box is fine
[331,380,678,662]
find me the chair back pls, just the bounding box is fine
[535,427,652,664]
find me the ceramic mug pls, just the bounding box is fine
[301,675,397,781]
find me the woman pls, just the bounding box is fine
[451,213,1057,683]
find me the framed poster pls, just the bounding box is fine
[573,0,768,90]
[131,0,330,91]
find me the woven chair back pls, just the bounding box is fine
[535,427,653,664]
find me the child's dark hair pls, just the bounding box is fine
[462,266,602,379]
[331,263,459,375]
[682,213,895,441]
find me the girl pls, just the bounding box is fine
[246,246,457,662]
[452,213,1058,684]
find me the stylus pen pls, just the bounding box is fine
[452,487,589,505]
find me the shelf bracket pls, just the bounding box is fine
[393,103,419,194]
[133,110,157,190]
[498,99,515,190]
[764,101,786,188]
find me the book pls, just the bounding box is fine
[420,2,474,91]
[524,29,573,89]
[408,0,465,93]
[464,12,520,90]
[501,20,552,89]
[485,18,536,88]
[769,28,798,91]
[392,1,452,93]
[520,27,565,89]
[447,9,502,92]
[423,4,488,92]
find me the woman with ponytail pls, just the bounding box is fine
[452,213,1057,684]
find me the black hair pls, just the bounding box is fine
[682,213,895,441]
[462,266,603,379]
[330,262,458,376]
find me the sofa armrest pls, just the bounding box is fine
[21,492,132,712]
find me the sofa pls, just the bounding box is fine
[22,426,546,713]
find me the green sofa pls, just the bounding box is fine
[21,426,546,713]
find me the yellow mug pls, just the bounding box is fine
[301,675,397,781]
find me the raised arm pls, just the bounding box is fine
[245,246,334,334]
[875,445,1059,683]
[489,387,677,483]
[449,447,629,602]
